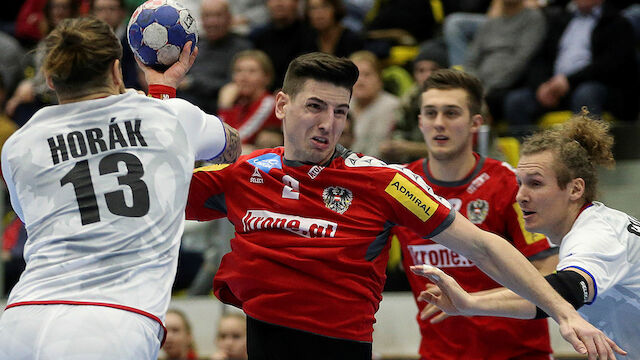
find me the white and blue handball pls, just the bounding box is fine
[127,0,198,69]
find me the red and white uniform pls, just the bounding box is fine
[394,154,554,360]
[217,91,280,145]
[186,146,455,342]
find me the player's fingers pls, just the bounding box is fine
[561,329,588,356]
[430,312,449,324]
[420,303,440,320]
[179,41,193,63]
[410,264,444,284]
[594,334,616,360]
[606,336,627,356]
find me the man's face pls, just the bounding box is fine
[419,88,480,161]
[201,0,231,41]
[276,79,350,164]
[413,60,439,87]
[93,0,125,30]
[573,0,603,13]
[307,0,335,31]
[516,151,580,242]
[232,57,270,98]
[267,0,299,24]
[352,59,381,103]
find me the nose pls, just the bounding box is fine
[515,185,527,205]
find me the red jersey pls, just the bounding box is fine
[186,146,454,342]
[217,92,280,145]
[394,154,553,359]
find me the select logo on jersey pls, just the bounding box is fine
[250,167,263,184]
[247,153,282,173]
[448,198,462,212]
[467,199,489,224]
[385,173,439,222]
[322,186,353,214]
[242,210,337,238]
[194,164,230,173]
[408,244,474,268]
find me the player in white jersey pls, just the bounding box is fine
[413,111,637,359]
[0,17,240,359]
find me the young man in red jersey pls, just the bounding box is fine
[185,53,621,360]
[393,69,558,359]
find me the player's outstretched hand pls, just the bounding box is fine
[557,314,626,360]
[136,41,198,89]
[411,265,472,321]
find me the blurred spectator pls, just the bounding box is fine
[504,0,639,128]
[178,0,252,115]
[162,309,198,360]
[15,0,82,47]
[249,0,316,91]
[1,217,27,297]
[0,31,25,96]
[364,0,438,55]
[380,40,448,163]
[217,50,282,151]
[341,0,374,32]
[90,0,142,89]
[443,0,503,66]
[7,0,81,126]
[349,50,401,158]
[211,313,248,360]
[305,0,365,57]
[465,0,546,121]
[227,0,270,35]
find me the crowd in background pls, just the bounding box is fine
[0,0,639,356]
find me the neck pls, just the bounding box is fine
[58,88,120,104]
[427,150,477,182]
[503,2,524,16]
[547,201,587,244]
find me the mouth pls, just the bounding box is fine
[432,135,449,143]
[311,136,329,147]
[521,210,536,218]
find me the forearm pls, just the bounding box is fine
[471,231,575,323]
[466,287,537,319]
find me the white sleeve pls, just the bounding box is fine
[167,98,227,161]
[1,144,24,222]
[557,223,627,301]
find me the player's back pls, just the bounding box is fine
[2,91,202,318]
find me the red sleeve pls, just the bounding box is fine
[185,164,232,221]
[380,167,455,238]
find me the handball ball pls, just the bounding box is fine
[127,0,198,70]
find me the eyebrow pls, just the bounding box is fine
[422,105,463,110]
[308,97,350,109]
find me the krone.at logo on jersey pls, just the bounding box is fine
[323,186,353,214]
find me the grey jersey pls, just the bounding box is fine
[1,91,226,320]
[557,202,640,355]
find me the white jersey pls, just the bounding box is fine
[557,202,640,355]
[1,90,226,323]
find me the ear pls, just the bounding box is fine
[274,91,289,121]
[470,114,483,133]
[568,177,585,201]
[111,59,124,91]
[45,72,55,91]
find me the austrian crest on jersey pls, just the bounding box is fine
[467,199,489,224]
[323,186,353,214]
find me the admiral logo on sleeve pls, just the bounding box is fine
[385,173,439,222]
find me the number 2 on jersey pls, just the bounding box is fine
[282,175,300,200]
[60,152,150,225]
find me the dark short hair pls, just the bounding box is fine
[281,52,359,98]
[422,69,484,116]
